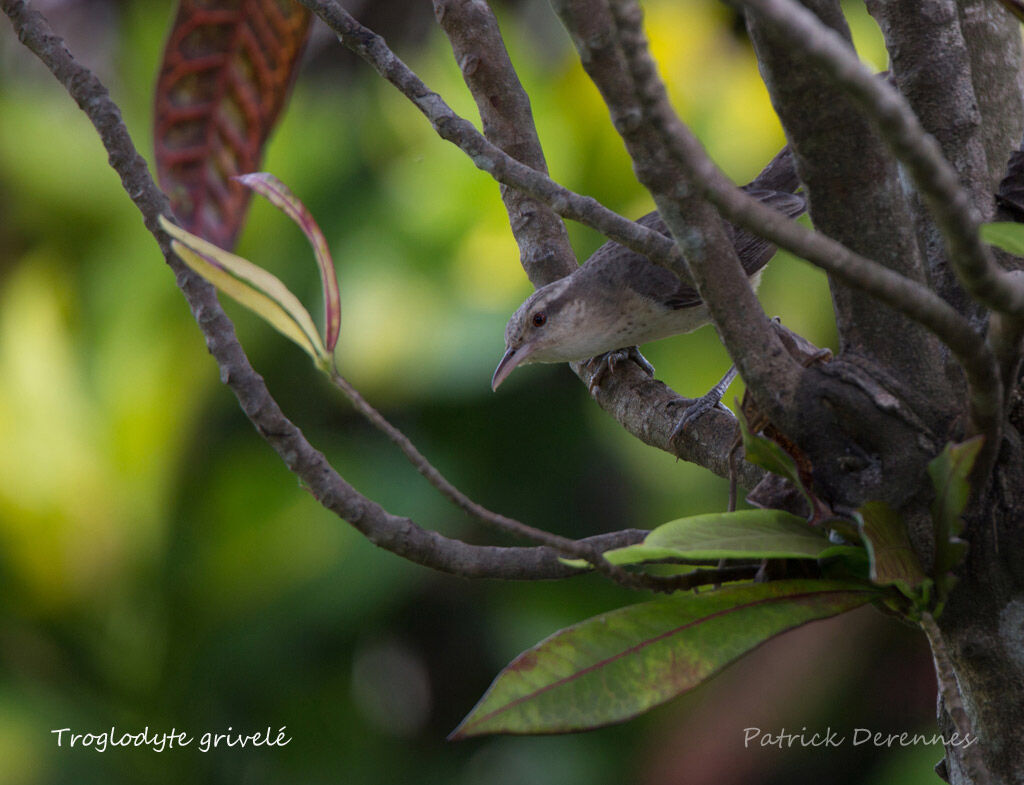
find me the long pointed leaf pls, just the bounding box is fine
[451,580,877,737]
[928,438,982,599]
[603,509,834,563]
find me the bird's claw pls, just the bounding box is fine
[670,364,739,441]
[586,347,655,395]
[670,394,733,441]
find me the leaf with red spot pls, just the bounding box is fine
[154,0,311,249]
[450,580,878,737]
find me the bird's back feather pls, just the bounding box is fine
[581,188,806,311]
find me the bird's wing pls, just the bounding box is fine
[584,189,806,311]
[731,188,806,278]
[582,215,705,310]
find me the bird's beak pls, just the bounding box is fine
[491,343,534,391]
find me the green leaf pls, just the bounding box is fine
[857,500,928,599]
[603,509,834,562]
[928,438,981,600]
[928,438,981,542]
[160,216,329,366]
[450,579,877,737]
[235,173,341,352]
[738,409,799,483]
[980,221,1024,254]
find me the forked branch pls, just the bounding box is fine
[0,0,761,593]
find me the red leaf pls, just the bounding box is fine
[154,0,311,249]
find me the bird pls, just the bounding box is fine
[491,185,806,435]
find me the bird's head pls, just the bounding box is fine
[492,277,591,390]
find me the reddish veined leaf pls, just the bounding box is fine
[154,0,311,249]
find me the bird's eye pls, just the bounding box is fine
[532,311,547,327]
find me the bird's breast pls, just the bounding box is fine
[538,295,711,362]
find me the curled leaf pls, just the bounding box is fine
[928,438,982,603]
[160,215,328,366]
[235,172,341,352]
[737,407,816,507]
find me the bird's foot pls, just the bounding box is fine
[586,346,655,395]
[670,365,739,441]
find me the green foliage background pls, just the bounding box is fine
[0,2,940,783]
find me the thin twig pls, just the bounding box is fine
[328,369,591,552]
[920,612,991,785]
[329,368,761,592]
[294,0,682,273]
[433,0,577,288]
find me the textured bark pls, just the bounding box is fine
[927,424,1024,785]
[959,0,1024,190]
[745,0,951,409]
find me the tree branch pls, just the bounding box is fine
[864,0,990,323]
[736,0,1024,318]
[432,0,577,288]
[0,0,672,586]
[431,0,765,485]
[552,0,804,428]
[959,0,1024,191]
[744,0,950,401]
[296,0,774,482]
[294,0,683,271]
[867,0,990,208]
[578,0,1001,462]
[2,0,777,594]
[921,612,992,785]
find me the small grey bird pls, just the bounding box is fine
[492,186,806,430]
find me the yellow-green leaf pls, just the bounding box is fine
[980,221,1024,254]
[603,509,834,562]
[161,216,327,364]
